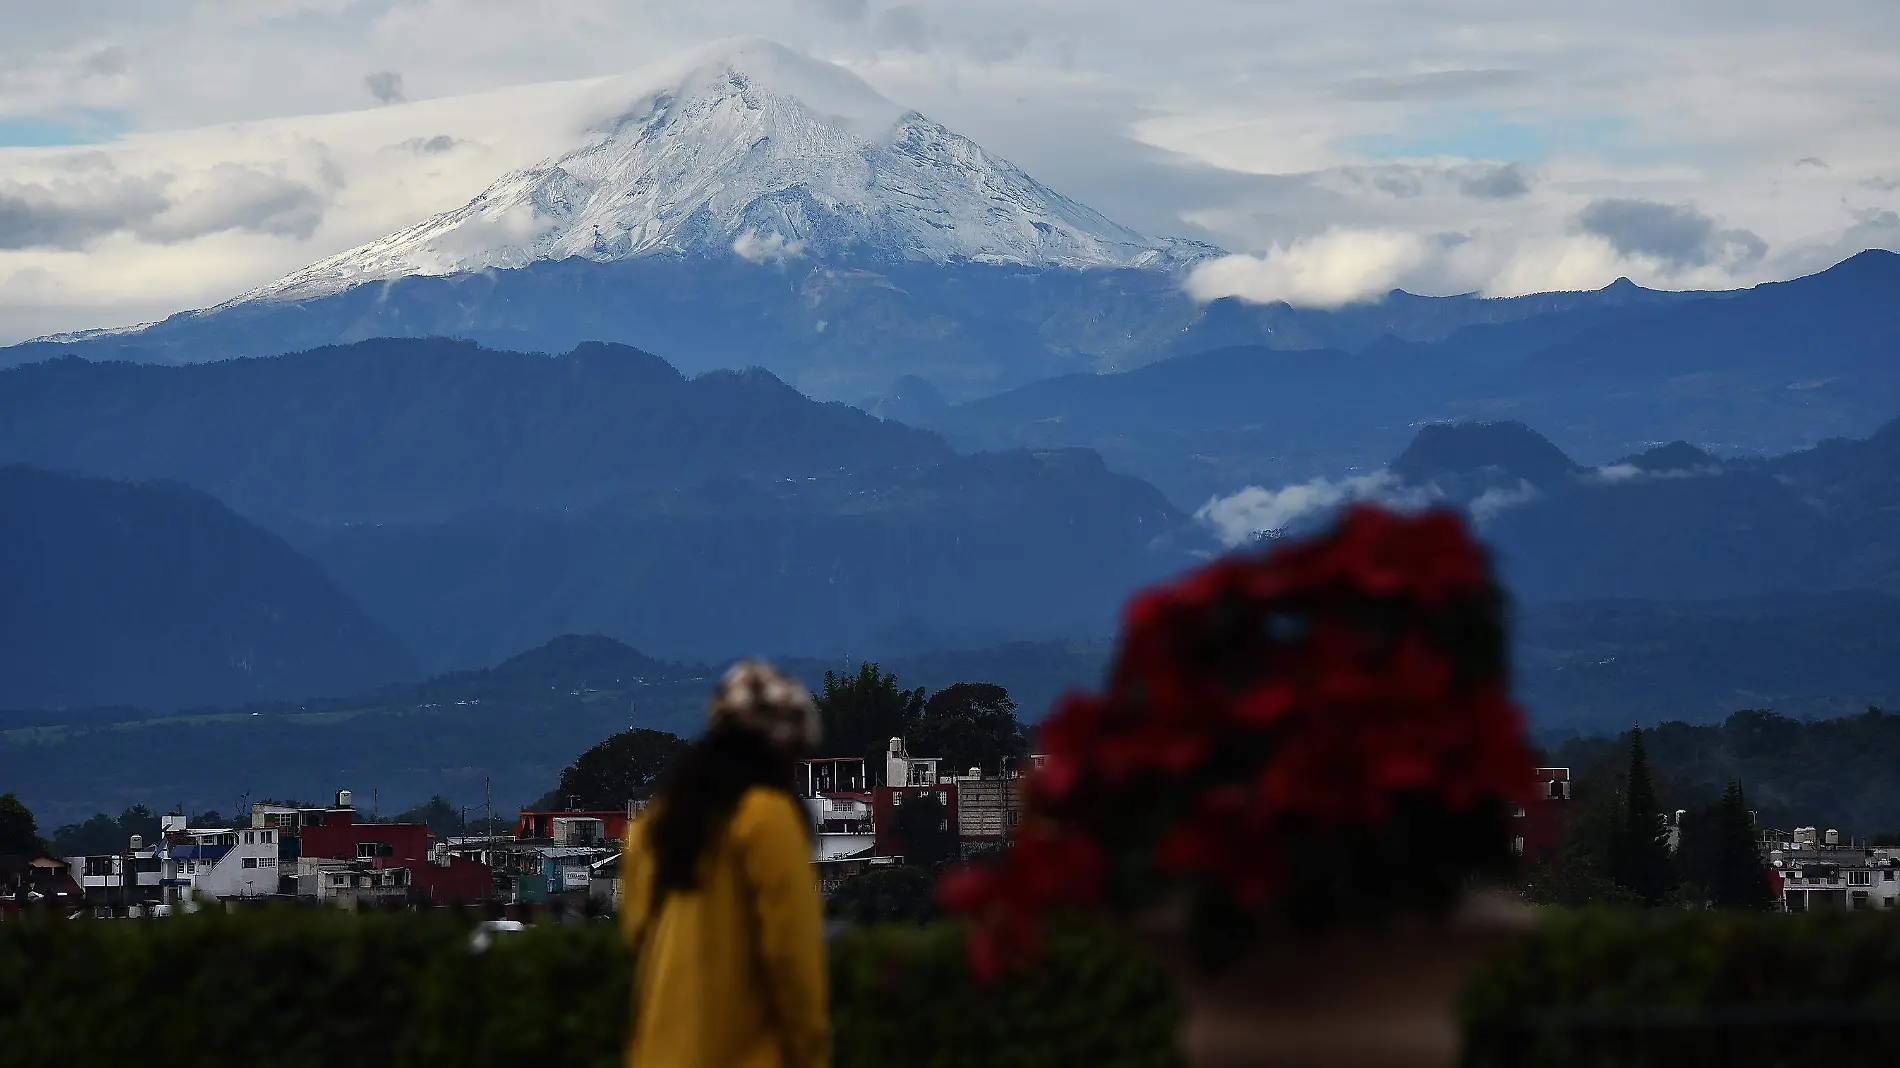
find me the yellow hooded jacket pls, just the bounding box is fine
[621,786,830,1068]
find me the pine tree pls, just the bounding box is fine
[1611,726,1675,904]
[1709,780,1773,909]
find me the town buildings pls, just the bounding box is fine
[1766,828,1900,911]
[0,852,83,917]
[41,739,1061,915]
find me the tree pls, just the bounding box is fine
[1516,857,1642,908]
[909,683,1030,777]
[1609,726,1676,905]
[1707,780,1773,909]
[827,865,938,926]
[1515,780,1645,908]
[553,728,688,810]
[0,793,42,855]
[389,795,465,836]
[50,805,161,857]
[815,663,925,782]
[890,791,957,869]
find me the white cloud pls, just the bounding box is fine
[1,2,1898,337]
[1194,472,1434,546]
[1184,229,1434,307]
[1195,468,1545,545]
[1469,480,1539,521]
[732,228,806,263]
[1592,463,1645,483]
[1588,462,1720,484]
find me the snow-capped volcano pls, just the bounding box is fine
[251,39,1207,302]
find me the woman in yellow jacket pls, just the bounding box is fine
[621,660,830,1068]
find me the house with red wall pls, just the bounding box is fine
[296,802,492,905]
[1513,768,1576,870]
[873,784,959,862]
[514,810,634,844]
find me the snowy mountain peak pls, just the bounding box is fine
[248,39,1211,301]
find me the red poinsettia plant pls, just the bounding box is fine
[940,504,1537,979]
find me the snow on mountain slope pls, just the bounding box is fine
[248,39,1210,302]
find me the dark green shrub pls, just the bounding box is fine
[0,908,630,1068]
[831,921,1179,1068]
[828,865,939,925]
[0,907,1174,1068]
[14,904,1900,1068]
[1464,907,1900,1066]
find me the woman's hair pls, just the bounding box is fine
[648,661,819,902]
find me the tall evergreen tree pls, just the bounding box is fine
[1708,780,1773,909]
[1611,726,1676,904]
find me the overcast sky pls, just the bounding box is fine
[2,0,1897,342]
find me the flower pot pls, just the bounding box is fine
[1147,890,1534,1068]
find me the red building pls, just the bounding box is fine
[408,855,495,905]
[514,810,634,844]
[1,854,84,918]
[873,784,959,862]
[300,808,430,864]
[300,806,492,904]
[1513,768,1576,870]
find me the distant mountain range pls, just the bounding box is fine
[0,338,947,525]
[7,322,1896,694]
[0,338,1196,670]
[297,443,1186,668]
[1381,416,1900,603]
[0,466,414,710]
[13,589,1900,826]
[927,249,1900,505]
[9,36,1852,426]
[0,633,1119,827]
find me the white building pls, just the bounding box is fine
[294,857,412,907]
[157,814,281,901]
[804,793,877,864]
[885,738,942,788]
[68,841,162,908]
[1767,828,1900,911]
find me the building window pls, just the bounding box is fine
[242,858,257,869]
[357,843,380,858]
[1512,806,1526,818]
[1512,837,1525,856]
[1850,870,1873,886]
[331,875,348,887]
[1886,870,1895,882]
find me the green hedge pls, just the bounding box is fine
[0,909,1175,1068]
[1464,908,1900,1066]
[10,906,1900,1068]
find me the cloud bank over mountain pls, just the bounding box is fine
[2,2,1898,338]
